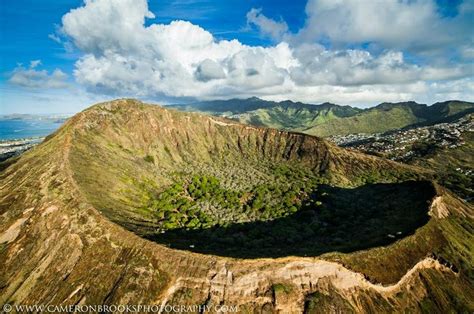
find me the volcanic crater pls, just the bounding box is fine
[65,99,436,258]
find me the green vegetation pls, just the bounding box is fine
[303,105,421,137]
[142,164,321,231]
[172,98,473,137]
[147,181,435,258]
[272,283,292,295]
[304,289,355,313]
[143,155,154,163]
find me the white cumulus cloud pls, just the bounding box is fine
[195,59,226,82]
[57,0,474,105]
[9,61,69,89]
[296,0,474,54]
[246,8,289,41]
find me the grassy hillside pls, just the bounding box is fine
[172,98,474,137]
[303,104,421,137]
[172,98,361,130]
[238,103,360,131]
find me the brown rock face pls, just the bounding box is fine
[0,99,473,313]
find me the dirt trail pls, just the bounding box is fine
[209,117,238,127]
[155,257,453,312]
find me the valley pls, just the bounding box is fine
[171,98,474,137]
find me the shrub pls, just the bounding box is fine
[143,155,155,163]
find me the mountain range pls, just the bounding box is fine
[171,98,474,137]
[0,99,472,312]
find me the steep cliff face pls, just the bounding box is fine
[0,99,472,313]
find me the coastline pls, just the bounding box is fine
[0,137,44,162]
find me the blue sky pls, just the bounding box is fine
[0,0,307,72]
[0,0,465,69]
[0,0,473,113]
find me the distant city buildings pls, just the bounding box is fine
[328,114,473,163]
[0,138,44,162]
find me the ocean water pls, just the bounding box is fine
[0,119,64,141]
